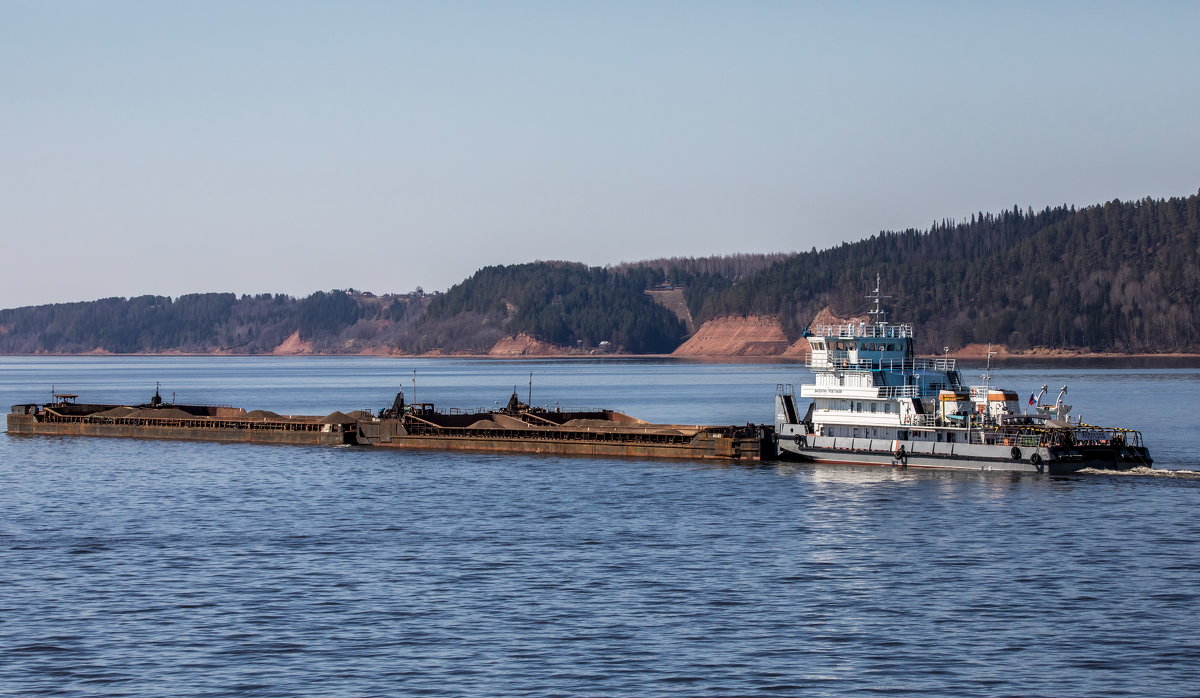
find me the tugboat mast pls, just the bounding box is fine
[867,273,891,327]
[981,346,996,390]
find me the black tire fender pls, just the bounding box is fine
[1011,446,1022,461]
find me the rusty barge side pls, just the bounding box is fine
[356,417,767,461]
[7,393,771,461]
[356,392,769,461]
[7,402,356,447]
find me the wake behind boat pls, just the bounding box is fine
[773,280,1152,474]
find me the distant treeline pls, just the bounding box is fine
[1,191,1197,354]
[0,291,428,354]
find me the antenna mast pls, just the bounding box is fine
[981,346,996,388]
[866,273,891,326]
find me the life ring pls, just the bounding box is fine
[1010,446,1022,461]
[1030,453,1042,466]
[893,446,906,460]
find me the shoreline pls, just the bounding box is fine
[3,351,1200,360]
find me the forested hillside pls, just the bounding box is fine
[693,194,1200,353]
[412,262,688,354]
[1,192,1196,355]
[614,252,796,318]
[0,291,428,354]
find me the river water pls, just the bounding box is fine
[1,356,1198,696]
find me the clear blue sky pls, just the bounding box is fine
[2,1,1197,308]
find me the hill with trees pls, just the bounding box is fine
[0,191,1196,355]
[0,291,429,354]
[409,262,688,354]
[686,194,1200,353]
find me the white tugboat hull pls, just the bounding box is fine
[776,434,1152,474]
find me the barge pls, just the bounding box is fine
[358,390,768,460]
[7,391,360,446]
[8,388,770,462]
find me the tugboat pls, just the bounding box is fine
[773,279,1152,474]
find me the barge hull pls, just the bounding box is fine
[6,414,353,447]
[357,415,768,461]
[367,434,763,461]
[8,407,770,461]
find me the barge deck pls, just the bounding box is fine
[7,390,770,462]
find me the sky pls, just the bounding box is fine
[2,1,1198,309]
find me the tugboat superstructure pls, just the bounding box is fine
[774,280,1152,473]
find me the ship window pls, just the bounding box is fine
[870,403,877,413]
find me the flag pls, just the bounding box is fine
[1028,393,1035,406]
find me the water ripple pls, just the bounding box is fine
[3,358,1200,696]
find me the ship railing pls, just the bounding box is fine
[968,386,1015,400]
[877,386,921,398]
[811,323,913,339]
[807,357,957,371]
[961,424,1145,448]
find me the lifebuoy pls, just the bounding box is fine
[1011,446,1022,460]
[1030,453,1042,466]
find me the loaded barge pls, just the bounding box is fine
[8,388,770,462]
[7,391,360,446]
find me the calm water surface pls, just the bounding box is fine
[1,357,1198,696]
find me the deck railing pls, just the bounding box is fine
[807,357,957,371]
[811,323,914,338]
